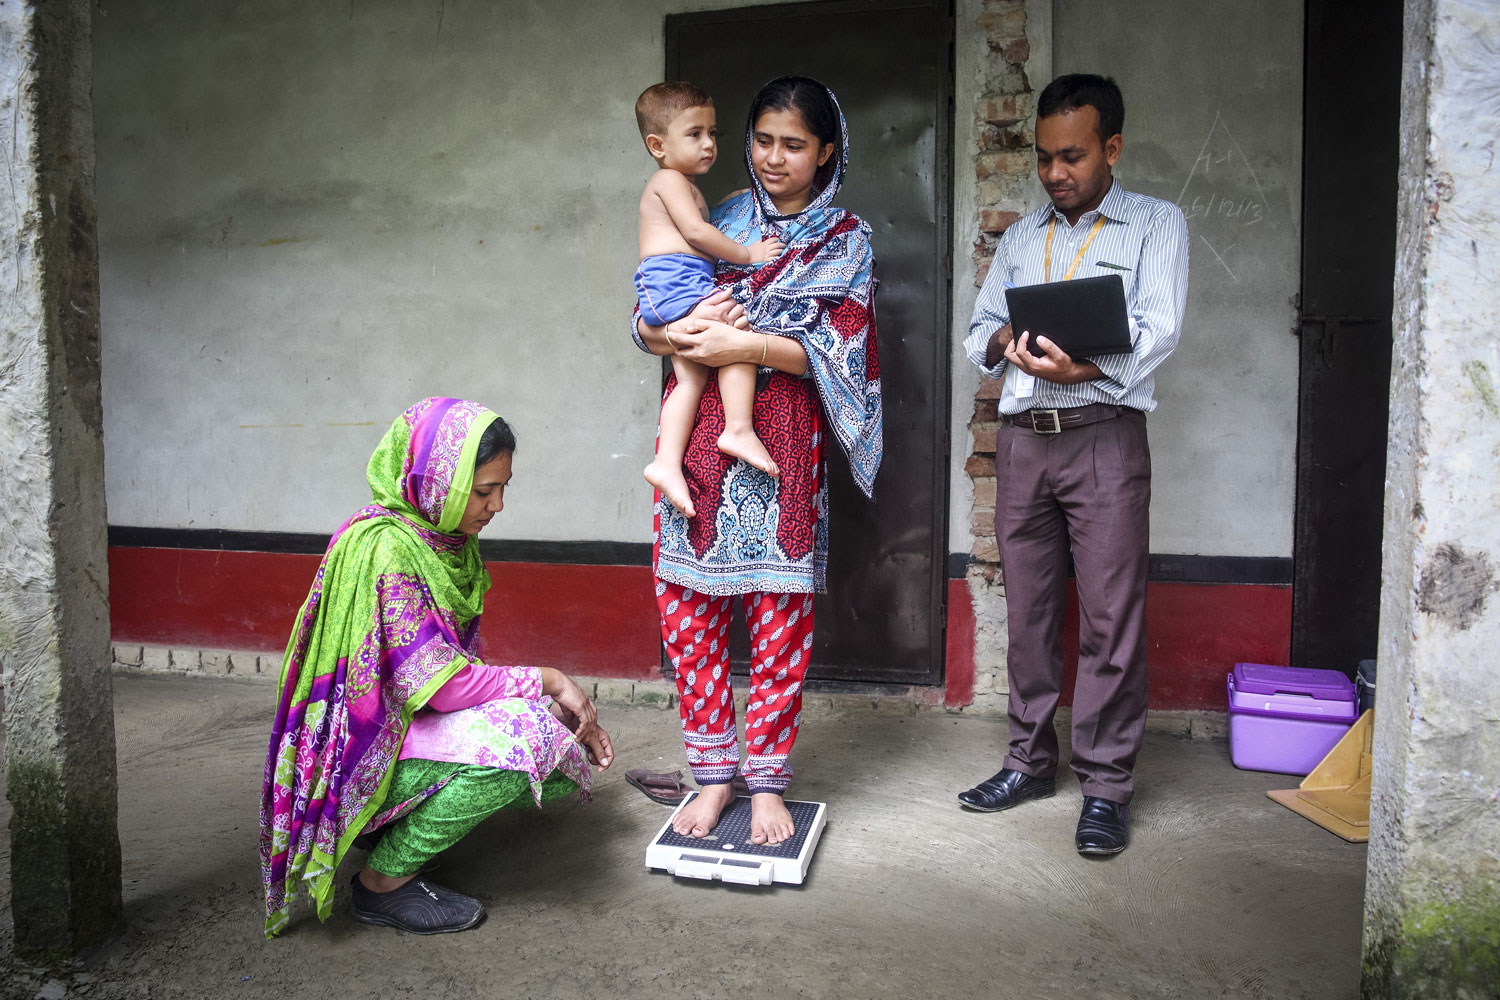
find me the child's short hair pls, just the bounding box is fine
[635,81,714,142]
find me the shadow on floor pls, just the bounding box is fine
[0,674,1366,999]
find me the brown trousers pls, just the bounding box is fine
[993,409,1151,804]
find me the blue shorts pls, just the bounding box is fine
[635,253,716,326]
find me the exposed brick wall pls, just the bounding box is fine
[967,0,1038,582]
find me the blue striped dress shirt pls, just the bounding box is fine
[964,181,1190,415]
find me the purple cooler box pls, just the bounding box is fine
[1227,663,1357,774]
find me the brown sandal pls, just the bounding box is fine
[624,768,694,805]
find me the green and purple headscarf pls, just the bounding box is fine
[259,397,499,936]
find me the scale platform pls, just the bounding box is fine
[645,792,827,886]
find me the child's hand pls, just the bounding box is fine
[748,237,785,263]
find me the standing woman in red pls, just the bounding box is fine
[633,77,883,845]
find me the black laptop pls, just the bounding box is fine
[1003,273,1134,359]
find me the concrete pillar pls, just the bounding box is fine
[0,0,123,957]
[1362,1,1500,996]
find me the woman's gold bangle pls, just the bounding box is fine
[760,333,769,366]
[665,330,678,352]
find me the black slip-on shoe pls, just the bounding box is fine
[350,875,486,934]
[1075,796,1130,856]
[957,768,1057,812]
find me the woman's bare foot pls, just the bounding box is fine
[672,782,734,838]
[644,460,695,517]
[750,792,795,845]
[717,428,779,478]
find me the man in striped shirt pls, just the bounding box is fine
[957,74,1190,857]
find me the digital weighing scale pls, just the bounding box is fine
[645,792,827,886]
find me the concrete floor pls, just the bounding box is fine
[0,674,1367,999]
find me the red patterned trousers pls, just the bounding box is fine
[655,580,814,794]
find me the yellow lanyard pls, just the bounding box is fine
[1043,214,1107,282]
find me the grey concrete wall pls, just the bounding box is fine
[1054,0,1303,559]
[1,0,123,956]
[93,0,791,540]
[96,1,1294,561]
[1363,0,1500,995]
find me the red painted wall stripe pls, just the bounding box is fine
[1138,581,1292,709]
[936,577,1290,712]
[107,547,322,654]
[1051,580,1292,711]
[107,547,662,681]
[107,547,1290,708]
[478,562,660,681]
[944,578,977,708]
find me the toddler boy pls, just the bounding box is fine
[634,81,783,517]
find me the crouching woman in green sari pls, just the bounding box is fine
[260,397,613,937]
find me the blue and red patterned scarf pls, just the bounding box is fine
[710,86,883,497]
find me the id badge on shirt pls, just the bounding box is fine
[1000,281,1035,399]
[1009,367,1036,399]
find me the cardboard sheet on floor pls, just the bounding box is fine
[645,792,826,885]
[1268,709,1373,842]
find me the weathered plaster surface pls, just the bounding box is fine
[0,0,123,957]
[964,567,1010,712]
[96,0,975,544]
[1364,1,1500,995]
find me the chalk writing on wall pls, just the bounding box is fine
[1176,112,1270,283]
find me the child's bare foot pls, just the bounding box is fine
[644,460,695,517]
[750,792,795,845]
[672,783,734,838]
[717,428,779,478]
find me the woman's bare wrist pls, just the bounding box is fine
[538,666,560,696]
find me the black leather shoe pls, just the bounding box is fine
[957,768,1056,812]
[1075,796,1130,856]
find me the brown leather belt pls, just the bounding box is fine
[1004,403,1136,435]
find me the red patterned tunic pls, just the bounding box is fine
[640,193,881,597]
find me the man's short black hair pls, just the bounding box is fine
[1037,74,1124,143]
